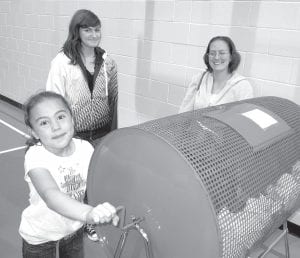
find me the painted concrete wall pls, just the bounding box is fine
[1,0,300,127]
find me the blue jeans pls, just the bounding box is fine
[22,227,84,258]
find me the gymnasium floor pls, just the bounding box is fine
[1,97,300,258]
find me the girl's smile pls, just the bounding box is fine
[52,132,67,140]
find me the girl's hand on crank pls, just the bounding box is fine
[87,202,119,226]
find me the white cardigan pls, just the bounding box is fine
[46,52,118,133]
[179,71,254,113]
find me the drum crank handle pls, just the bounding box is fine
[114,215,153,258]
[114,230,128,258]
[116,206,126,229]
[135,221,154,258]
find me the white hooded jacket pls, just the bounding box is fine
[179,71,254,113]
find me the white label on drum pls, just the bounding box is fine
[241,109,278,129]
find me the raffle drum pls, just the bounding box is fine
[87,96,300,258]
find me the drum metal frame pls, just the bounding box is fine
[254,221,290,258]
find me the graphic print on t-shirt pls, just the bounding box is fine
[58,165,86,202]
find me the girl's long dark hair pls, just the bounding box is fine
[23,91,72,150]
[62,9,101,65]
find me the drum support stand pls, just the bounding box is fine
[257,221,290,258]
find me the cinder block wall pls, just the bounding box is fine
[0,0,300,128]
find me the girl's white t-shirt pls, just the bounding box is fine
[19,138,94,244]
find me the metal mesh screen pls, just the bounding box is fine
[135,97,300,257]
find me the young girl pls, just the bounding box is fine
[19,91,119,258]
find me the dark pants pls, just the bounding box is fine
[22,227,84,258]
[76,126,110,147]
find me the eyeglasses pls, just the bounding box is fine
[207,51,230,58]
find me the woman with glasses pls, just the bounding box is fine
[46,9,118,243]
[179,36,253,112]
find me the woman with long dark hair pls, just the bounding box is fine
[46,9,118,144]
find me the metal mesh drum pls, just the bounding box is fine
[87,96,300,258]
